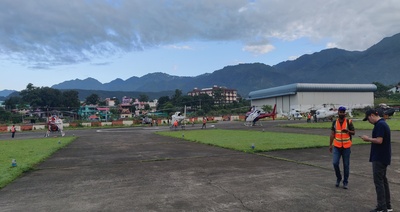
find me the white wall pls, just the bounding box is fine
[251,91,374,114]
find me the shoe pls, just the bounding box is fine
[387,207,393,212]
[343,183,348,189]
[370,207,387,212]
[335,180,340,187]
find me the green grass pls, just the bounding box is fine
[280,118,400,130]
[0,137,76,189]
[156,129,366,153]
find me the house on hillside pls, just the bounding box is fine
[387,84,400,93]
[119,96,133,118]
[78,105,110,121]
[132,99,158,116]
[105,98,116,106]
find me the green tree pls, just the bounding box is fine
[20,83,41,107]
[85,94,100,105]
[194,94,214,113]
[162,102,175,115]
[138,94,149,102]
[4,96,23,110]
[179,95,194,107]
[262,105,273,112]
[171,89,183,105]
[40,87,63,108]
[373,82,390,99]
[62,90,81,109]
[0,107,12,123]
[157,96,170,110]
[213,88,224,106]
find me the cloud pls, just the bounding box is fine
[326,42,338,49]
[164,45,193,50]
[1,0,400,67]
[242,44,275,55]
[288,55,300,61]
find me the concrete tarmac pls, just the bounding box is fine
[0,120,399,212]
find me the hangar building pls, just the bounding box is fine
[247,83,377,113]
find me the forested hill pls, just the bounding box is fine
[45,32,400,96]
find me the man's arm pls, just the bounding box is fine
[341,120,355,135]
[329,130,335,153]
[360,136,383,144]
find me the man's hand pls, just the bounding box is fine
[329,146,333,153]
[360,135,370,142]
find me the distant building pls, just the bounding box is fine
[132,99,158,115]
[247,83,377,113]
[105,98,116,106]
[187,85,238,104]
[78,105,111,121]
[387,84,400,93]
[119,96,133,118]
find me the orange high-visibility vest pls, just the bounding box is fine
[333,118,352,148]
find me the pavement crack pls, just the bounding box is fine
[205,173,254,212]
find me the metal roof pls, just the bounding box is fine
[248,83,377,100]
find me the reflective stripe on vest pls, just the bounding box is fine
[333,118,352,148]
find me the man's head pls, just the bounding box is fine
[338,106,346,119]
[363,109,380,123]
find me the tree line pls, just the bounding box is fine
[0,84,250,124]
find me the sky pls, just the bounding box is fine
[1,0,400,91]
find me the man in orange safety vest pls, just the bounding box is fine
[329,106,355,189]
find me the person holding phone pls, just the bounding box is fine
[329,106,355,189]
[360,109,392,212]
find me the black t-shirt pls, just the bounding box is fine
[370,119,391,165]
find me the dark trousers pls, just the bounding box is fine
[11,132,15,138]
[332,147,350,185]
[372,161,391,209]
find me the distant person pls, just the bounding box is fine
[307,113,311,123]
[173,120,178,130]
[329,106,354,189]
[11,125,16,138]
[201,117,207,129]
[360,109,392,212]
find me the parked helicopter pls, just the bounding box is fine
[280,108,303,120]
[142,116,153,125]
[171,111,186,130]
[314,107,338,122]
[45,115,65,137]
[313,105,353,122]
[244,104,276,126]
[376,103,396,118]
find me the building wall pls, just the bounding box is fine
[251,91,374,114]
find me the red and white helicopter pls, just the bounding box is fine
[244,104,276,126]
[45,115,65,137]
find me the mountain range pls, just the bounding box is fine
[2,33,400,99]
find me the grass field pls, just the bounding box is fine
[156,129,367,153]
[0,137,76,189]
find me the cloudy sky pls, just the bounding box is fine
[1,0,400,91]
